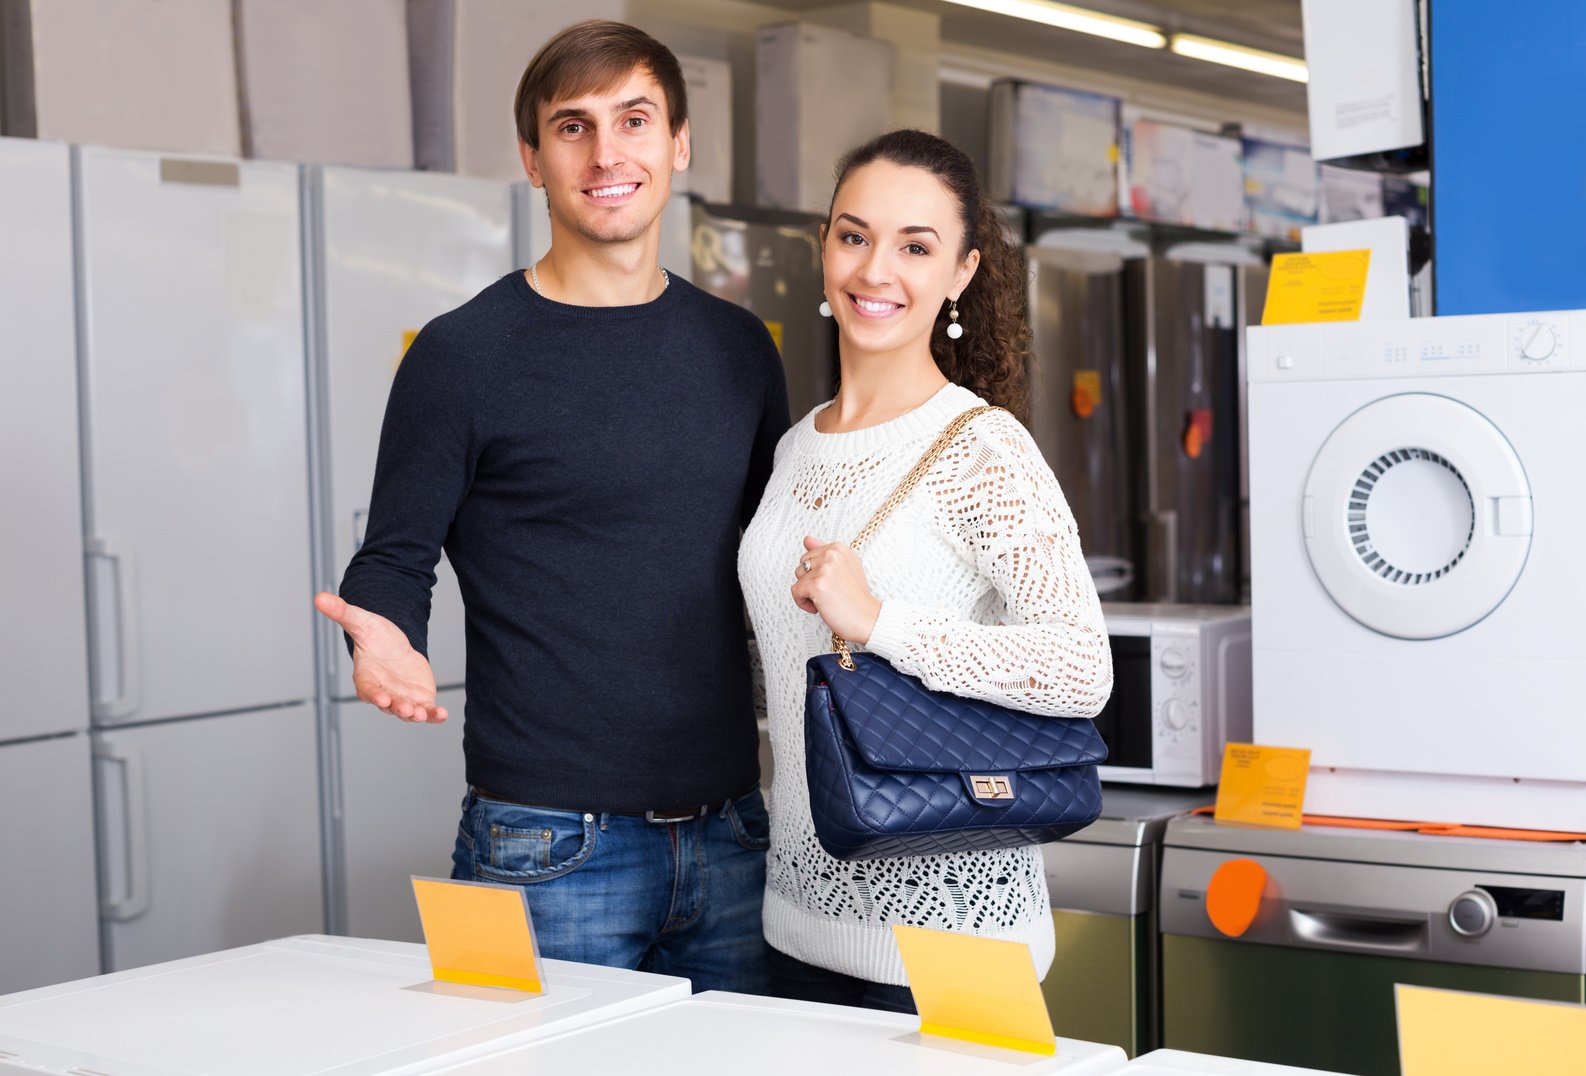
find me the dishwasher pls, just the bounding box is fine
[1041,786,1214,1056]
[1159,814,1585,1075]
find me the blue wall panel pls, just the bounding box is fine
[1431,0,1586,314]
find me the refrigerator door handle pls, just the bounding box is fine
[95,737,151,923]
[85,538,142,722]
[1144,511,1179,603]
[327,719,344,823]
[1085,555,1136,597]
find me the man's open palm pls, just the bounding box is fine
[314,593,449,723]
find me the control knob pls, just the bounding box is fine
[1448,889,1496,938]
[1518,321,1557,362]
[1159,648,1189,679]
[1161,699,1191,732]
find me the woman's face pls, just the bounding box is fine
[822,159,979,359]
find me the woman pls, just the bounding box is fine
[738,129,1114,1011]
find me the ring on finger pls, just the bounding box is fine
[801,558,812,574]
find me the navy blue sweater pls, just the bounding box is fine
[341,271,789,812]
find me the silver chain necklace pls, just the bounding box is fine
[530,260,668,297]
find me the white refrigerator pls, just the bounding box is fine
[75,146,324,971]
[0,136,101,994]
[306,166,512,940]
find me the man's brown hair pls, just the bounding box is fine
[513,20,688,150]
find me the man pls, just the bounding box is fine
[315,20,788,993]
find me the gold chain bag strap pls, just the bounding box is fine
[830,405,1000,670]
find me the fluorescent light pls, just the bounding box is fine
[1170,34,1309,82]
[940,0,1167,50]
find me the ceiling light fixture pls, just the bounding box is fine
[1170,34,1309,82]
[939,0,1167,50]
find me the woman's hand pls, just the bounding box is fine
[791,535,882,644]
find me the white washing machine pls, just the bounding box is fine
[1247,310,1586,830]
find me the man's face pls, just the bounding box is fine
[520,67,690,248]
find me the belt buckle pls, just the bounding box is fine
[644,807,704,824]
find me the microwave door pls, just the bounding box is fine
[1093,634,1154,777]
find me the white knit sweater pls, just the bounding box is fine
[738,383,1114,985]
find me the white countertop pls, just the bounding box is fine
[0,935,689,1075]
[418,989,1128,1074]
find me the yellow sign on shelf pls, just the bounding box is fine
[1397,985,1586,1075]
[411,876,545,994]
[892,923,1057,1056]
[1261,249,1371,325]
[1214,743,1311,830]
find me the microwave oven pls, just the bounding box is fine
[1094,603,1252,788]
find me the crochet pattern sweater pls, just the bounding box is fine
[738,383,1114,985]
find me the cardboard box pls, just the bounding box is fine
[1243,137,1319,240]
[235,0,412,168]
[1124,119,1243,231]
[409,0,622,179]
[677,54,731,204]
[1302,0,1424,161]
[988,80,1119,215]
[802,2,940,133]
[1318,163,1385,223]
[0,0,239,154]
[755,22,893,214]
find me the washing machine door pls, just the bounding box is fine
[1302,392,1533,639]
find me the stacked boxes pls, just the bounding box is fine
[989,80,1120,215]
[235,0,413,168]
[0,0,240,154]
[755,22,893,214]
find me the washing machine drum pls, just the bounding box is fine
[1302,393,1533,640]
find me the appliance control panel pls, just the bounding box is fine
[1247,308,1586,382]
[1151,630,1205,781]
[1161,844,1586,975]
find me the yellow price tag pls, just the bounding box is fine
[1397,985,1586,1076]
[892,924,1057,1056]
[411,876,545,994]
[395,329,420,376]
[1261,249,1371,325]
[1214,743,1311,830]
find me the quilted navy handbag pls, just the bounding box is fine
[803,407,1109,861]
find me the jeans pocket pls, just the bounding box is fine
[470,797,597,884]
[725,789,771,852]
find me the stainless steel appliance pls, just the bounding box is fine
[1160,815,1586,1075]
[1026,233,1267,604]
[1126,247,1268,605]
[1041,786,1213,1057]
[689,202,837,424]
[1094,603,1251,789]
[1026,232,1148,598]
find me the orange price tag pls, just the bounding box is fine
[1214,743,1310,830]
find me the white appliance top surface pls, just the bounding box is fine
[1124,1048,1348,1074]
[419,991,1127,1074]
[1101,603,1252,626]
[0,935,689,1076]
[1163,815,1586,877]
[1247,309,1586,383]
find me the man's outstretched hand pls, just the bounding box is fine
[314,593,449,723]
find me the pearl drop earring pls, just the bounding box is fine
[946,299,964,339]
[818,299,833,317]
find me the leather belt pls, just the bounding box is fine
[473,786,729,824]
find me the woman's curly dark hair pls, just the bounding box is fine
[826,129,1029,422]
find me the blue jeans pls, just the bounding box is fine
[767,945,918,1014]
[450,786,771,995]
